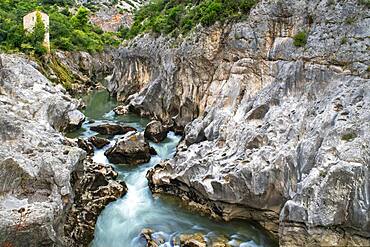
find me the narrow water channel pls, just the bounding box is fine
[71,89,276,247]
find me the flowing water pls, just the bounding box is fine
[71,90,276,247]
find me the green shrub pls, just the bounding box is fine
[0,0,121,54]
[125,0,257,39]
[341,133,357,141]
[71,7,90,30]
[359,0,370,7]
[31,12,48,55]
[345,16,356,25]
[293,31,308,47]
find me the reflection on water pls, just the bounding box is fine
[71,89,276,247]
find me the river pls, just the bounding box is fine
[70,89,276,247]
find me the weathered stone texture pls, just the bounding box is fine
[109,0,370,245]
[0,54,86,246]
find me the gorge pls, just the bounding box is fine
[0,0,369,246]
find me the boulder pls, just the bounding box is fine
[179,233,207,247]
[88,136,110,149]
[113,105,130,115]
[65,109,85,132]
[140,228,159,247]
[104,133,151,165]
[90,123,136,135]
[144,120,168,143]
[77,138,94,155]
[47,98,86,133]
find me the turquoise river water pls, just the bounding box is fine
[71,90,276,247]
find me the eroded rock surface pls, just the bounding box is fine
[76,0,148,32]
[77,138,95,155]
[105,132,152,165]
[0,54,86,246]
[89,136,110,149]
[109,0,370,245]
[90,123,137,135]
[144,120,169,143]
[65,160,127,246]
[140,229,233,247]
[43,51,116,95]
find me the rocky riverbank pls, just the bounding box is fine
[40,50,116,95]
[0,53,125,246]
[108,0,370,245]
[65,158,127,247]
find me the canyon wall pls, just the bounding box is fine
[43,50,116,95]
[0,54,125,246]
[0,54,85,246]
[108,0,370,245]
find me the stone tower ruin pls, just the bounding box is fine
[23,11,50,52]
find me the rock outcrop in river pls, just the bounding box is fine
[65,159,127,246]
[144,120,169,143]
[108,0,370,245]
[105,132,152,165]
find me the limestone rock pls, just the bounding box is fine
[76,0,148,32]
[88,136,110,149]
[179,233,206,247]
[0,53,86,246]
[144,120,169,143]
[90,123,136,135]
[113,105,130,115]
[104,133,151,165]
[64,160,127,246]
[140,228,159,247]
[77,138,94,155]
[65,109,85,132]
[108,0,370,245]
[46,51,116,94]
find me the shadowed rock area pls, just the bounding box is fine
[108,0,370,245]
[90,123,137,135]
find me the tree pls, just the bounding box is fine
[71,7,90,30]
[29,11,47,54]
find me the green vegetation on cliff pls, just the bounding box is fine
[22,11,48,55]
[0,0,120,54]
[120,0,257,39]
[293,31,308,47]
[0,0,258,53]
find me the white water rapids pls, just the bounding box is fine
[70,90,275,247]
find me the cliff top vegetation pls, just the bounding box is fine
[0,0,120,54]
[0,0,259,55]
[119,0,257,39]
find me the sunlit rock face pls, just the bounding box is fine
[76,0,148,32]
[109,0,370,245]
[0,54,87,245]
